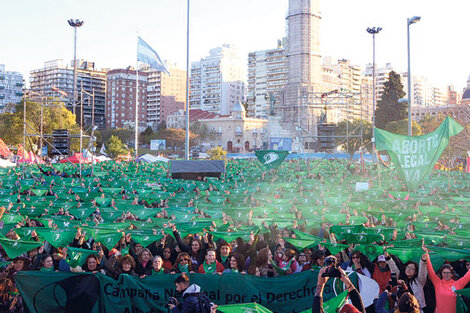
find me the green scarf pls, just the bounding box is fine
[229,269,239,273]
[152,268,164,275]
[178,264,189,273]
[221,255,228,264]
[203,261,216,274]
[40,266,54,272]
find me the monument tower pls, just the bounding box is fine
[269,0,322,151]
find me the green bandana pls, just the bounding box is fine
[40,266,54,272]
[152,268,164,275]
[203,261,216,274]
[178,264,189,273]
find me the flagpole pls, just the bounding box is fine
[184,0,190,160]
[135,34,139,160]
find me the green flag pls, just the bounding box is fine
[255,150,289,169]
[323,290,348,313]
[0,237,43,259]
[35,228,76,248]
[375,116,464,190]
[217,303,273,313]
[66,247,99,267]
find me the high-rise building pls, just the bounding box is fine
[246,39,288,119]
[0,64,24,113]
[189,44,245,115]
[401,74,447,107]
[364,63,394,102]
[30,59,107,128]
[447,85,461,105]
[147,64,186,128]
[106,68,148,130]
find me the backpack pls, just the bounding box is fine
[186,292,211,313]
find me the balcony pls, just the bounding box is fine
[235,130,243,136]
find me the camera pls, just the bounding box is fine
[322,256,342,278]
[165,297,178,308]
[389,273,398,286]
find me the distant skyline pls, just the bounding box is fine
[1,0,469,90]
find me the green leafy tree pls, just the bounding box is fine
[385,119,422,136]
[335,119,373,159]
[207,146,227,160]
[106,135,128,158]
[156,128,198,150]
[375,71,406,129]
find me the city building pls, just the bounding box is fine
[401,73,448,107]
[30,59,107,128]
[198,101,268,153]
[364,62,394,102]
[106,68,148,130]
[166,109,219,129]
[0,64,24,113]
[246,39,288,119]
[189,44,245,115]
[447,85,461,105]
[147,64,186,128]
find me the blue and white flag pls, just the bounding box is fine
[137,37,170,75]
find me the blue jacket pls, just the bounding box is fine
[172,284,207,313]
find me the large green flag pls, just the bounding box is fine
[255,150,289,169]
[375,116,464,190]
[323,290,348,313]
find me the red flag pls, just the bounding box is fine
[0,139,10,158]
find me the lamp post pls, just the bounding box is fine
[407,16,420,136]
[67,19,84,116]
[184,0,191,160]
[366,27,382,159]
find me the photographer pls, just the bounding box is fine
[168,273,212,313]
[313,256,365,313]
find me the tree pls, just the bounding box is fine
[335,119,372,159]
[375,71,406,129]
[385,119,422,136]
[190,122,216,145]
[0,100,79,152]
[106,135,128,158]
[207,146,227,160]
[156,128,198,150]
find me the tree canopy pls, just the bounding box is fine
[335,118,372,159]
[375,71,406,129]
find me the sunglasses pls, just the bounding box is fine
[180,259,189,263]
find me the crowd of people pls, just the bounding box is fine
[0,159,469,313]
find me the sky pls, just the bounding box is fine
[1,0,469,90]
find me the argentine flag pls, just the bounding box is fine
[137,37,170,75]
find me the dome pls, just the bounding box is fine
[232,101,245,112]
[463,88,470,100]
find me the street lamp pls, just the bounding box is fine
[407,16,420,136]
[366,27,382,160]
[67,19,84,116]
[184,0,190,160]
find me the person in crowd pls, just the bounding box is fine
[425,250,470,313]
[223,253,246,274]
[151,255,165,275]
[135,248,153,278]
[198,249,224,274]
[170,252,195,274]
[313,262,365,313]
[0,277,22,313]
[105,253,137,279]
[81,254,106,274]
[279,249,300,275]
[309,250,326,270]
[216,240,232,269]
[372,254,400,293]
[173,226,211,268]
[1,256,29,281]
[161,246,176,271]
[168,273,212,313]
[397,254,428,312]
[255,247,277,277]
[376,290,420,313]
[346,251,374,278]
[298,252,311,271]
